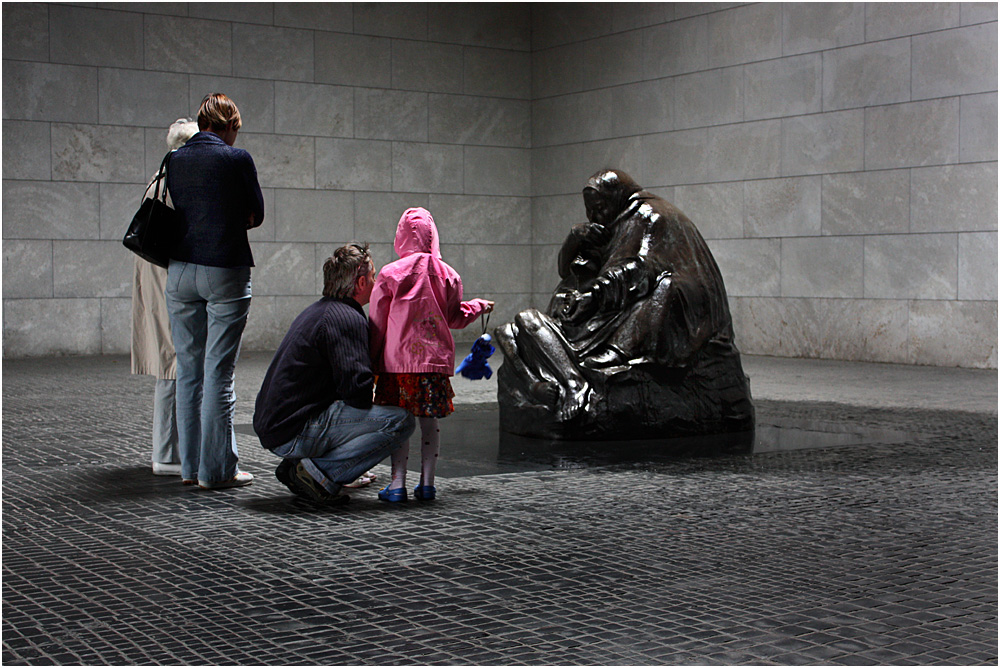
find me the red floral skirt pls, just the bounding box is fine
[374,373,455,418]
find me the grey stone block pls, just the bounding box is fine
[427,195,531,245]
[100,296,130,355]
[316,138,392,191]
[745,176,822,238]
[531,143,585,197]
[864,234,958,300]
[781,236,864,298]
[532,42,586,99]
[532,89,613,147]
[463,147,531,197]
[908,299,997,368]
[531,244,563,296]
[579,137,645,187]
[249,189,277,243]
[610,78,673,138]
[821,170,910,236]
[911,163,999,233]
[3,240,52,299]
[822,38,911,111]
[531,3,610,51]
[3,181,100,240]
[392,40,463,94]
[613,3,673,32]
[576,32,646,91]
[274,82,353,138]
[865,98,961,170]
[429,95,530,147]
[960,92,999,162]
[708,238,781,297]
[251,242,318,296]
[866,2,961,41]
[707,120,782,182]
[428,3,530,50]
[392,142,464,194]
[188,2,273,25]
[463,48,531,99]
[315,32,392,89]
[641,15,709,79]
[708,4,781,68]
[354,3,428,39]
[189,76,275,134]
[745,54,821,121]
[273,189,354,243]
[274,3,353,32]
[355,89,428,142]
[50,5,142,68]
[51,124,144,183]
[100,183,146,241]
[782,110,864,176]
[143,14,233,76]
[2,298,102,357]
[242,295,315,350]
[782,2,865,55]
[674,66,743,129]
[532,194,583,245]
[912,24,998,100]
[354,191,430,245]
[53,240,131,298]
[2,3,48,61]
[237,133,315,189]
[959,231,998,300]
[3,62,99,123]
[98,69,189,127]
[462,244,532,294]
[3,120,51,180]
[641,129,708,188]
[233,24,314,82]
[961,2,999,24]
[672,182,744,240]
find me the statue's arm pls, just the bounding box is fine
[558,223,608,278]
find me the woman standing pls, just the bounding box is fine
[165,93,264,489]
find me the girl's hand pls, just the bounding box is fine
[483,300,495,313]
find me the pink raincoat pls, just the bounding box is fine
[370,207,491,375]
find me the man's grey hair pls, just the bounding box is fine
[323,243,373,299]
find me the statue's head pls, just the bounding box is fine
[583,169,642,226]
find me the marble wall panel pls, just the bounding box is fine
[3,120,51,180]
[100,296,130,355]
[532,42,586,99]
[531,3,611,51]
[392,40,463,94]
[707,120,782,182]
[391,142,464,194]
[531,243,563,297]
[98,69,189,127]
[821,170,910,236]
[464,48,531,99]
[49,5,142,68]
[961,2,999,24]
[641,15,709,79]
[531,194,582,245]
[960,92,998,162]
[912,23,998,100]
[3,3,48,61]
[354,89,428,142]
[674,67,744,129]
[865,98,961,170]
[3,240,52,299]
[354,3,428,40]
[782,2,865,55]
[188,3,273,25]
[463,147,531,197]
[3,298,102,357]
[532,89,613,147]
[251,243,317,296]
[232,24,313,82]
[143,14,233,76]
[316,138,392,192]
[864,234,958,300]
[531,144,584,197]
[745,54,822,121]
[273,189,354,243]
[911,163,999,233]
[781,236,864,298]
[708,3,782,68]
[428,3,530,50]
[274,3,353,32]
[744,176,822,238]
[3,62,99,123]
[242,295,314,351]
[579,137,645,187]
[3,181,100,240]
[613,3,674,32]
[708,238,781,297]
[427,195,531,245]
[99,183,145,240]
[866,2,961,41]
[237,134,315,190]
[822,38,911,111]
[188,76,275,134]
[53,240,131,298]
[354,192,430,246]
[641,129,708,188]
[274,82,353,138]
[462,244,532,294]
[610,78,674,138]
[908,299,997,368]
[958,231,998,301]
[575,32,646,92]
[429,96,530,147]
[314,32,392,89]
[781,110,864,176]
[672,182,744,240]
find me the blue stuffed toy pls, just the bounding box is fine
[456,333,495,380]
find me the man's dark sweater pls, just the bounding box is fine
[253,297,374,449]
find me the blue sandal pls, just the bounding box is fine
[413,484,436,501]
[378,486,407,503]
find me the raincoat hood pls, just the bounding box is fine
[394,207,441,259]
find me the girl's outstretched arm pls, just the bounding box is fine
[368,278,392,373]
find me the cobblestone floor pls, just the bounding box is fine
[2,354,997,665]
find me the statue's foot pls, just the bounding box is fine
[529,381,560,406]
[556,385,590,422]
[582,346,629,371]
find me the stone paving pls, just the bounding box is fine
[2,352,997,665]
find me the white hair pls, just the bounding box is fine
[165,118,198,150]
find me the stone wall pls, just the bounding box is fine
[2,2,532,355]
[530,2,997,368]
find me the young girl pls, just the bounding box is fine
[369,207,494,502]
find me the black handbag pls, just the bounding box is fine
[123,151,181,268]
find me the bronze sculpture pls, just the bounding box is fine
[496,169,754,440]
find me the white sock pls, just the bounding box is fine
[419,417,440,488]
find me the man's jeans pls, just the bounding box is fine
[272,402,416,494]
[165,261,251,484]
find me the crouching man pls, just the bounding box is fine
[253,243,415,505]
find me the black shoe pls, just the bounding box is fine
[294,462,348,506]
[275,458,298,492]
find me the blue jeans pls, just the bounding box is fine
[272,401,415,494]
[165,261,251,483]
[151,378,179,464]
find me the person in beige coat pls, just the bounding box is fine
[131,118,199,476]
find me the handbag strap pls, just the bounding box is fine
[151,150,173,202]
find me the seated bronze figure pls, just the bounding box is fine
[496,169,754,440]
